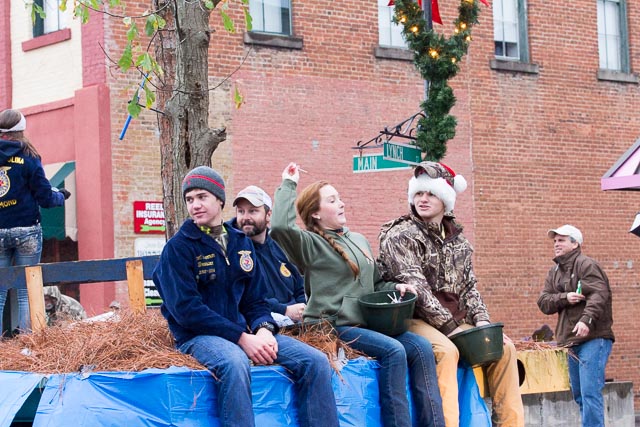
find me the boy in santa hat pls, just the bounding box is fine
[378,161,524,427]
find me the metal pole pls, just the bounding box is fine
[423,0,433,101]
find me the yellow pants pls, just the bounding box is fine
[409,319,525,427]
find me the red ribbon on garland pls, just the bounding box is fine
[387,0,489,25]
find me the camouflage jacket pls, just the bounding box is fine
[378,212,489,335]
[44,285,87,326]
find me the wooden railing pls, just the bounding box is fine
[0,255,160,332]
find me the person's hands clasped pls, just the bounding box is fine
[566,291,585,305]
[238,330,278,365]
[282,162,301,184]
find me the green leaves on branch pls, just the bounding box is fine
[393,0,480,161]
[26,0,252,119]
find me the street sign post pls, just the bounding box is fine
[383,141,422,165]
[353,154,412,173]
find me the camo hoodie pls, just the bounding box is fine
[378,212,489,335]
[43,285,87,326]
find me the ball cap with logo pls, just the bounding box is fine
[233,185,273,210]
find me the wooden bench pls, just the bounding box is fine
[0,255,160,332]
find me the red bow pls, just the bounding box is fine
[387,0,490,26]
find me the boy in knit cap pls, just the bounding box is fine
[153,166,339,427]
[377,161,524,427]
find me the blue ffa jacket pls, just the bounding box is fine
[0,139,64,229]
[227,218,306,315]
[152,219,276,347]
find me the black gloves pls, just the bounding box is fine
[59,188,71,200]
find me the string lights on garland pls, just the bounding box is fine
[393,0,487,161]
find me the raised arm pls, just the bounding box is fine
[270,163,314,269]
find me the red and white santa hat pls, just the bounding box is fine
[407,161,467,213]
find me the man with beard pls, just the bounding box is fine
[229,185,306,326]
[153,168,339,427]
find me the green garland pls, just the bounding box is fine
[393,0,480,161]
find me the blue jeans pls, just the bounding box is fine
[568,338,613,427]
[178,333,339,427]
[0,224,42,334]
[337,326,444,427]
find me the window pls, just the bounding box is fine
[597,0,629,72]
[33,0,69,38]
[493,0,529,62]
[378,0,407,48]
[249,0,292,35]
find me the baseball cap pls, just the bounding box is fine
[547,225,583,245]
[233,185,273,210]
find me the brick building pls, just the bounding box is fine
[1,0,639,411]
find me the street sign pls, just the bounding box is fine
[353,154,412,173]
[383,141,422,165]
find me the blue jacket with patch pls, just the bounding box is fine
[153,219,276,347]
[227,218,306,315]
[0,139,64,228]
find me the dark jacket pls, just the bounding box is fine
[152,219,276,347]
[537,247,614,346]
[227,218,305,315]
[0,139,64,229]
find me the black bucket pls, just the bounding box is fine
[450,322,504,367]
[358,291,416,336]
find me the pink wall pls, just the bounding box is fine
[0,1,12,109]
[21,86,115,315]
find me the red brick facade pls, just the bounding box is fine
[5,0,640,409]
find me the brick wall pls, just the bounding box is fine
[101,0,640,408]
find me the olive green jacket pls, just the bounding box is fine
[270,179,395,326]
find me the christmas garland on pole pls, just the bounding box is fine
[393,0,483,161]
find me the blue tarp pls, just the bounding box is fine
[0,359,490,426]
[0,371,47,427]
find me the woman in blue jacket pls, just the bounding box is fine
[0,109,70,335]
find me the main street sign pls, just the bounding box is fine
[383,141,422,165]
[353,154,412,173]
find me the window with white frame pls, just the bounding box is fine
[249,0,292,35]
[378,0,407,48]
[493,0,530,62]
[493,0,518,59]
[597,0,629,72]
[33,0,70,37]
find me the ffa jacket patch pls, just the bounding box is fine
[238,250,254,272]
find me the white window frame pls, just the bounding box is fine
[493,0,529,62]
[33,0,69,37]
[249,0,292,36]
[597,0,629,72]
[378,0,407,48]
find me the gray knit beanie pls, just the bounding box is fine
[182,166,226,206]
